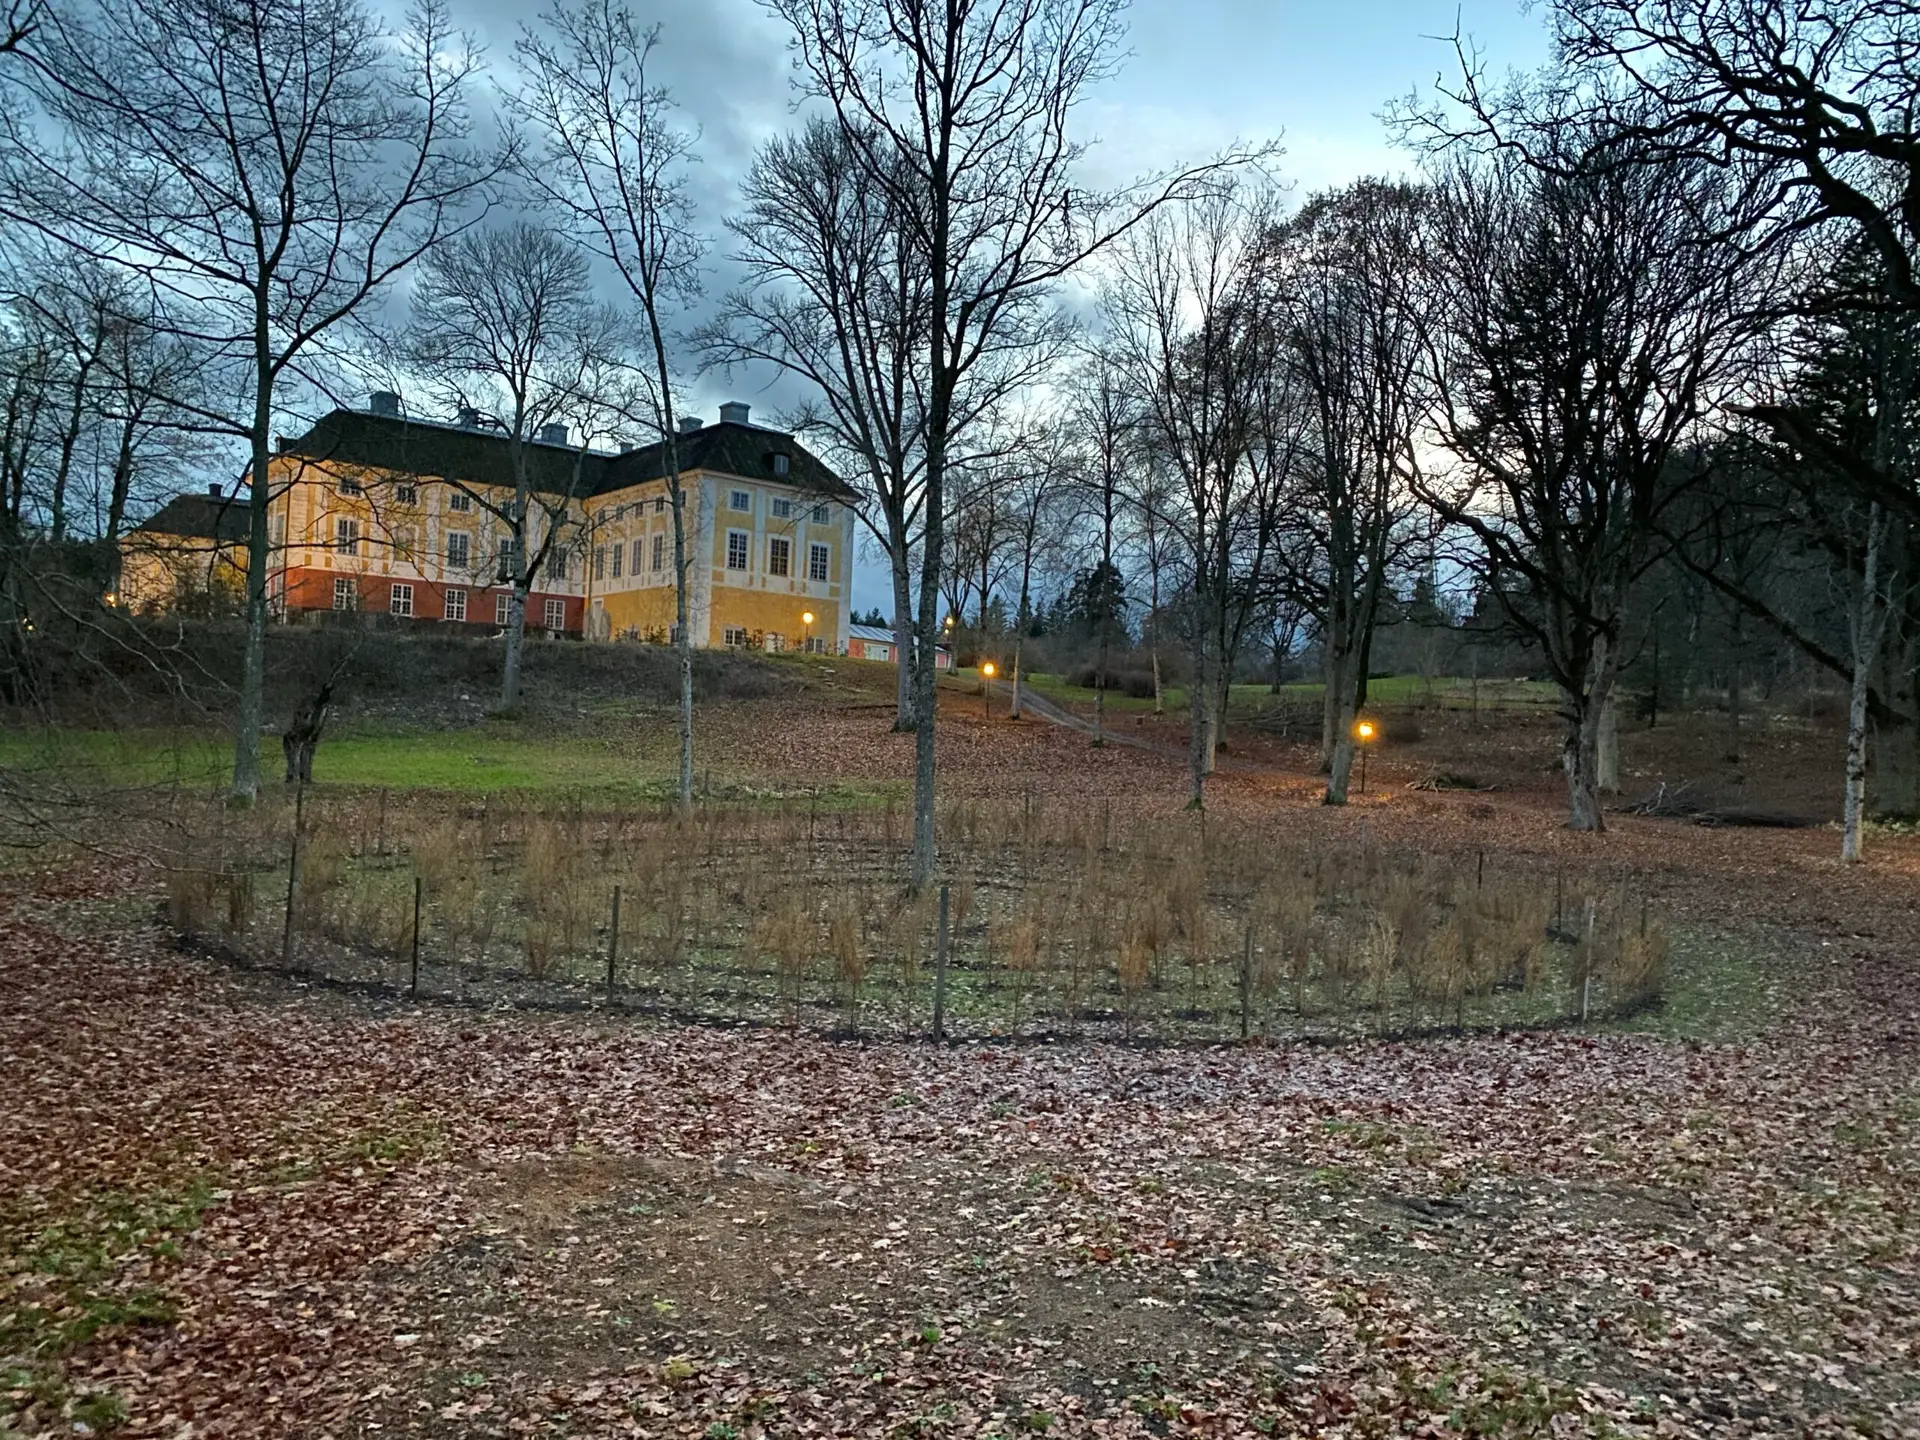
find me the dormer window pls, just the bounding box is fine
[772,453,791,478]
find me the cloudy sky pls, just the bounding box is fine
[453,0,1555,611]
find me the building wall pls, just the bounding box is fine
[118,539,247,614]
[259,447,855,649]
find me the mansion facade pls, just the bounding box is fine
[248,396,856,653]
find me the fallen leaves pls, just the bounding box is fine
[1,846,1917,1438]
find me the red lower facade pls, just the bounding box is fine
[274,566,584,634]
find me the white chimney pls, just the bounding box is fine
[538,422,569,445]
[676,415,701,436]
[718,401,750,425]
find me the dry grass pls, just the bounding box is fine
[142,789,1675,1041]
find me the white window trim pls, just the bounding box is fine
[445,588,467,622]
[808,542,831,583]
[725,529,750,572]
[389,582,414,617]
[729,488,751,513]
[768,535,791,578]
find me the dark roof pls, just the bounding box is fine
[131,492,250,544]
[278,409,855,502]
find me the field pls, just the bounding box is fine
[2,641,1917,1438]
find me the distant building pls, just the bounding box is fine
[119,485,249,615]
[847,622,952,669]
[126,395,861,653]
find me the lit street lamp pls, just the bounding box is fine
[1354,719,1376,794]
[980,661,996,719]
[802,610,814,654]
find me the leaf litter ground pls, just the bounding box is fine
[4,705,1920,1438]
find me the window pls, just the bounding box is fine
[729,488,751,512]
[496,535,519,579]
[610,541,622,578]
[545,545,569,582]
[337,476,363,496]
[809,542,831,583]
[444,588,467,623]
[268,513,286,547]
[447,490,473,513]
[768,536,791,577]
[392,526,416,563]
[395,484,418,505]
[723,624,747,648]
[390,582,413,617]
[593,546,606,581]
[632,538,645,574]
[869,644,891,663]
[494,592,511,625]
[772,453,791,478]
[653,496,665,514]
[446,531,470,570]
[806,637,827,654]
[334,517,360,554]
[811,503,830,523]
[332,577,357,611]
[652,534,665,572]
[726,530,749,571]
[543,598,566,630]
[765,632,785,653]
[771,497,793,519]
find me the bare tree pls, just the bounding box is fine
[1521,0,1920,307]
[1104,182,1289,807]
[1420,126,1761,830]
[700,118,932,732]
[513,0,703,815]
[2,0,501,804]
[765,0,1263,886]
[408,222,626,711]
[1067,349,1140,743]
[1263,179,1429,804]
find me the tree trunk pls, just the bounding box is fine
[1010,636,1023,719]
[501,584,527,710]
[1596,691,1620,794]
[1150,647,1163,715]
[229,345,273,807]
[891,568,915,732]
[1092,625,1106,746]
[1186,656,1210,810]
[1322,649,1359,806]
[1847,505,1891,860]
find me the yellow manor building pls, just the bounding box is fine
[263,395,857,653]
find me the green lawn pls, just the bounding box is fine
[0,725,678,797]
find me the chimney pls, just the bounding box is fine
[538,422,569,445]
[456,405,481,429]
[676,414,702,436]
[207,483,223,500]
[718,401,751,426]
[368,390,401,417]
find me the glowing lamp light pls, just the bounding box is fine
[981,661,996,678]
[801,611,814,626]
[1355,720,1376,742]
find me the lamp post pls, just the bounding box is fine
[801,610,814,654]
[980,661,996,719]
[1354,719,1376,795]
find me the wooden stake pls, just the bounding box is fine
[280,781,306,970]
[932,882,952,1041]
[606,884,622,1003]
[1239,925,1253,1042]
[409,874,422,998]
